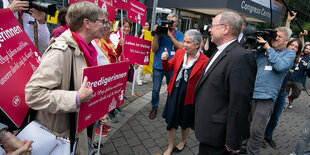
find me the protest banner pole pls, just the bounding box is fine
[132,67,136,95]
[135,22,138,35]
[131,19,138,96]
[97,124,103,155]
[121,9,124,39]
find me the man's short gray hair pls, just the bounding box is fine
[276,27,292,39]
[218,11,242,37]
[167,13,178,20]
[184,29,202,44]
[67,1,103,31]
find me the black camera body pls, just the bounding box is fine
[243,25,277,50]
[200,25,211,38]
[23,0,57,16]
[152,20,174,36]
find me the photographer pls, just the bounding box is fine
[247,27,296,155]
[149,13,184,120]
[3,0,50,52]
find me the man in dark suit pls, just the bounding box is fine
[194,11,257,154]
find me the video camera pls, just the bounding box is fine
[243,25,277,51]
[200,25,211,39]
[22,0,57,16]
[151,19,174,36]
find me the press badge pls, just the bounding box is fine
[264,65,273,71]
[171,45,175,55]
[171,51,175,55]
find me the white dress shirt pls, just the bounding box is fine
[3,0,50,46]
[204,39,237,74]
[238,33,244,43]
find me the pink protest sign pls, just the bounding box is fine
[127,0,146,25]
[98,0,117,22]
[0,9,41,127]
[68,0,93,4]
[77,61,130,132]
[112,0,129,11]
[128,11,146,26]
[68,0,117,23]
[123,35,151,65]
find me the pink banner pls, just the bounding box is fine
[68,0,117,23]
[123,35,151,65]
[112,0,130,11]
[127,0,146,25]
[77,61,130,132]
[97,0,116,22]
[68,0,93,4]
[128,11,146,26]
[0,9,41,127]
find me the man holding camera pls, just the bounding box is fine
[3,0,50,52]
[149,13,184,120]
[247,27,296,155]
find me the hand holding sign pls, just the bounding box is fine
[119,38,124,46]
[99,114,108,125]
[161,48,169,60]
[78,76,93,103]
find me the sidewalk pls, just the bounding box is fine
[95,75,310,155]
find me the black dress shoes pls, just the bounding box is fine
[172,143,186,153]
[149,108,157,120]
[265,137,277,149]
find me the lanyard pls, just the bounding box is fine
[171,31,176,51]
[172,31,175,37]
[277,48,286,54]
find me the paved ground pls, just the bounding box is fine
[94,75,310,155]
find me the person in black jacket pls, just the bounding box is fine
[194,11,257,155]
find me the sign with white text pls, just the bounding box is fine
[112,0,130,11]
[77,61,130,132]
[127,0,146,26]
[98,0,117,22]
[123,35,151,65]
[68,0,93,4]
[0,9,41,127]
[68,0,117,23]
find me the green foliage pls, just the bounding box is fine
[290,22,310,42]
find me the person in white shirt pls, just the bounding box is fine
[3,0,50,52]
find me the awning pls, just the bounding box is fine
[156,0,283,23]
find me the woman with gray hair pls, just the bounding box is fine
[160,29,209,155]
[25,1,107,154]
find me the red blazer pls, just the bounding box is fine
[162,49,209,105]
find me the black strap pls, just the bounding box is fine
[69,55,76,152]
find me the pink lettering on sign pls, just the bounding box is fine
[123,35,151,65]
[0,9,41,127]
[77,61,130,132]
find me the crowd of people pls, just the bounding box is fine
[1,1,310,155]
